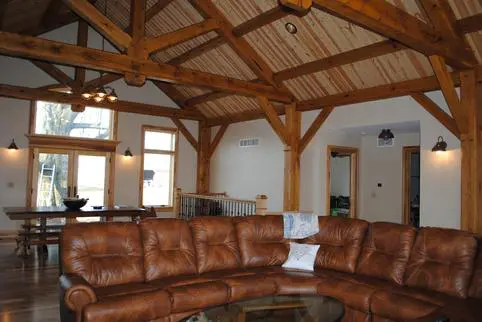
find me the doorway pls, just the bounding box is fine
[326,145,359,218]
[403,146,420,227]
[31,148,113,223]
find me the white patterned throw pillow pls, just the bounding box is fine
[282,242,320,271]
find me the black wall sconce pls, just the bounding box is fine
[7,139,18,150]
[124,147,133,157]
[432,136,447,152]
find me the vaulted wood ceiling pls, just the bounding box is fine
[0,0,481,125]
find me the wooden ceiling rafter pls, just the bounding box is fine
[83,74,123,91]
[0,83,204,121]
[72,19,89,112]
[311,0,476,69]
[31,61,77,90]
[456,13,482,34]
[125,0,147,86]
[232,6,290,37]
[299,106,334,152]
[429,55,467,133]
[146,0,175,23]
[170,117,198,150]
[411,92,459,138]
[0,31,292,102]
[0,1,9,30]
[167,36,225,65]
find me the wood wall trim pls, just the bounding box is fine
[26,134,120,152]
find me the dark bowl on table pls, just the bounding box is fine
[63,198,88,210]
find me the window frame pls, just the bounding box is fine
[139,125,179,211]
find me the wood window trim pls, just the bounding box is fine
[26,134,120,153]
[139,125,179,210]
[402,146,420,225]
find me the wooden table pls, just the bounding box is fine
[3,206,154,256]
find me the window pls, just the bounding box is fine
[34,101,114,139]
[140,126,178,208]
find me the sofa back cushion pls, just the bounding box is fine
[140,218,197,281]
[190,216,242,274]
[302,216,368,273]
[235,215,289,268]
[468,237,482,299]
[61,222,144,287]
[357,222,416,284]
[405,227,477,298]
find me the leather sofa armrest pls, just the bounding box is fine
[60,274,97,313]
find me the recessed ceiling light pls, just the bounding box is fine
[285,22,298,34]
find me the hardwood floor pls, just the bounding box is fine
[0,242,60,322]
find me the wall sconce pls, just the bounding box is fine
[7,139,18,150]
[432,136,447,153]
[123,147,133,157]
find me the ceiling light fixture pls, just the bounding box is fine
[378,129,395,142]
[285,22,298,34]
[80,0,118,104]
[432,136,447,153]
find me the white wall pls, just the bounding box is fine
[212,92,461,229]
[0,23,196,231]
[359,132,420,223]
[330,156,350,197]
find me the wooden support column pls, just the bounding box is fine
[460,69,482,233]
[196,121,211,193]
[284,103,301,211]
[72,20,88,112]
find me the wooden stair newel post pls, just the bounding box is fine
[284,103,301,212]
[196,121,211,193]
[460,69,482,233]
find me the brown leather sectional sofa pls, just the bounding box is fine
[59,215,482,322]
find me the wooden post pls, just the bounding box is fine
[196,121,211,193]
[255,195,268,216]
[460,69,482,233]
[284,103,301,211]
[173,187,182,217]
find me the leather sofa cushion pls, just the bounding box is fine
[274,270,323,295]
[222,275,277,301]
[302,216,368,273]
[190,216,242,274]
[83,290,171,322]
[357,222,416,285]
[61,222,144,287]
[469,237,482,299]
[140,218,197,281]
[404,227,477,298]
[235,215,289,268]
[94,282,157,300]
[167,281,229,313]
[371,290,440,321]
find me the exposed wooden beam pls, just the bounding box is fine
[208,66,482,126]
[189,1,288,89]
[417,0,462,40]
[456,13,482,34]
[0,31,293,102]
[168,36,225,65]
[257,96,289,145]
[144,19,219,54]
[185,92,230,109]
[312,0,476,68]
[152,81,186,108]
[429,55,466,133]
[411,93,459,138]
[0,1,8,30]
[72,20,89,112]
[232,6,289,37]
[275,40,404,82]
[146,0,175,23]
[125,0,147,86]
[83,74,123,91]
[284,103,301,211]
[63,0,132,51]
[170,117,198,150]
[196,121,211,193]
[299,106,334,152]
[42,0,64,27]
[0,83,204,120]
[280,0,313,12]
[209,124,228,158]
[31,61,76,88]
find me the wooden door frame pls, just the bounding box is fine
[326,145,359,218]
[402,146,420,224]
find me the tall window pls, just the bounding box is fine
[140,126,178,208]
[35,101,114,139]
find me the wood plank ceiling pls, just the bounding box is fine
[0,0,481,123]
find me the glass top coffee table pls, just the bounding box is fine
[184,295,344,322]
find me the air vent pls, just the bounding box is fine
[239,138,260,148]
[377,138,395,147]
